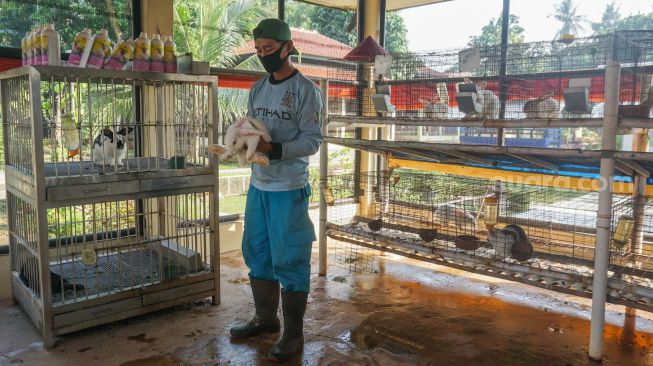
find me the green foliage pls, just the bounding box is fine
[173,0,268,68]
[550,0,588,39]
[0,0,132,48]
[592,1,621,35]
[467,14,525,47]
[614,12,653,31]
[285,1,408,52]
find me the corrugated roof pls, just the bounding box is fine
[234,28,353,59]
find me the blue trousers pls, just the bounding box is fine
[242,184,316,292]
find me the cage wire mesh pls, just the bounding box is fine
[43,192,213,305]
[326,170,653,303]
[326,31,653,150]
[38,72,212,177]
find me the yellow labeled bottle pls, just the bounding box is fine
[87,29,111,69]
[67,28,92,67]
[132,32,151,71]
[163,36,177,73]
[104,38,134,70]
[21,32,29,66]
[150,33,164,72]
[41,24,61,66]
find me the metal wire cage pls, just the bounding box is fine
[326,170,653,310]
[326,32,653,151]
[0,66,220,346]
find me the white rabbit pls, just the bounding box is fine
[419,82,449,119]
[434,204,477,231]
[92,127,133,167]
[523,91,560,119]
[461,78,499,119]
[208,116,271,167]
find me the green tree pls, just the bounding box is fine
[173,0,267,68]
[0,0,132,48]
[385,12,409,53]
[591,1,621,35]
[550,0,588,39]
[614,12,653,30]
[307,6,357,47]
[284,1,409,52]
[173,0,268,127]
[467,14,525,47]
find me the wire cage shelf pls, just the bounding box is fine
[325,31,653,151]
[325,170,653,310]
[0,66,220,346]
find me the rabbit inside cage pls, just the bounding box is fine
[327,171,653,296]
[40,76,211,177]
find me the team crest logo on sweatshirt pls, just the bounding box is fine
[280,91,295,108]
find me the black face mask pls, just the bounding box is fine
[258,42,289,74]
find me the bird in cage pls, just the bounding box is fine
[92,126,134,167]
[209,116,272,167]
[433,204,477,231]
[523,91,561,119]
[459,78,499,119]
[419,82,449,119]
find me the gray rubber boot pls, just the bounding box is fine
[267,290,308,362]
[230,277,280,339]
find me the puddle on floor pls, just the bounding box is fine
[346,275,653,365]
[118,354,183,366]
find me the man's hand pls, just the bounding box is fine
[255,139,273,154]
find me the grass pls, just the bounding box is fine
[219,195,247,214]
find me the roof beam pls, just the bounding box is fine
[505,153,559,171]
[616,158,650,178]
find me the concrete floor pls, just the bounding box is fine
[2,247,653,366]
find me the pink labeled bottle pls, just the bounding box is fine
[104,38,134,70]
[21,32,29,66]
[33,26,43,65]
[150,33,164,72]
[87,29,111,69]
[163,36,177,73]
[41,24,61,66]
[28,29,39,65]
[132,32,151,71]
[67,28,92,67]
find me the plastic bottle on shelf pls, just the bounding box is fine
[163,36,177,73]
[87,29,111,69]
[150,33,164,72]
[41,24,61,66]
[33,26,44,65]
[67,28,92,67]
[21,32,29,66]
[132,32,151,71]
[60,112,80,158]
[103,38,134,70]
[27,29,37,65]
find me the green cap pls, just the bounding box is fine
[253,18,299,55]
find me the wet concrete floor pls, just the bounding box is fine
[1,248,653,365]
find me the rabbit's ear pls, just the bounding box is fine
[464,78,473,84]
[117,127,134,135]
[478,81,487,89]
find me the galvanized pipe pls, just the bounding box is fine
[589,61,620,360]
[319,80,329,276]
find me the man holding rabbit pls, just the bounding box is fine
[228,18,323,362]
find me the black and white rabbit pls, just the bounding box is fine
[460,78,500,119]
[92,127,134,167]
